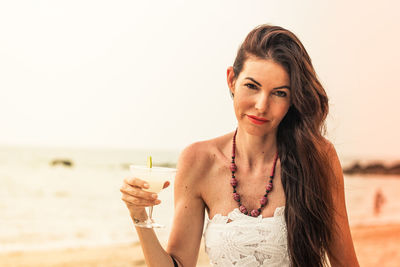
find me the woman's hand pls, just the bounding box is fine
[120,177,170,219]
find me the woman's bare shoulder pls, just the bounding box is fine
[174,132,233,197]
[320,137,342,170]
[320,137,335,151]
[178,132,233,168]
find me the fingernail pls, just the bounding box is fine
[143,183,149,189]
[151,194,158,199]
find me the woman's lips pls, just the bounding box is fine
[247,115,269,125]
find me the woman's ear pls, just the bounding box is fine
[227,66,236,97]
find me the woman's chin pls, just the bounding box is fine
[239,124,276,137]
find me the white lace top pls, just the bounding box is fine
[203,206,289,267]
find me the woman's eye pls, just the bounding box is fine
[245,83,258,90]
[273,91,287,97]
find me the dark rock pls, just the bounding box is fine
[343,161,400,176]
[388,163,400,175]
[50,159,73,167]
[363,163,387,174]
[343,162,363,174]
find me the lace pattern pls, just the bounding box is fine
[203,206,289,267]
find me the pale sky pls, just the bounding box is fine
[0,0,399,159]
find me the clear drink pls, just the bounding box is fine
[129,165,176,228]
[142,179,165,193]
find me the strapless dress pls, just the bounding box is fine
[203,206,289,266]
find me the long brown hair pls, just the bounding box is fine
[232,25,335,266]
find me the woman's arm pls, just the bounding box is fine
[166,142,208,266]
[326,143,359,266]
[121,142,207,267]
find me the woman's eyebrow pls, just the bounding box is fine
[273,85,291,90]
[245,77,261,86]
[245,77,290,90]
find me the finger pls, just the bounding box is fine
[121,194,161,207]
[120,184,158,200]
[124,177,149,189]
[162,181,170,189]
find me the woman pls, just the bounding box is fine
[120,25,359,266]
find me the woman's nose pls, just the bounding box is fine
[254,93,269,113]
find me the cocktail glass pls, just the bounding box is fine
[129,165,176,228]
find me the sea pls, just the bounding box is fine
[1,146,400,253]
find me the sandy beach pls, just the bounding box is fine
[1,224,399,267]
[351,224,400,267]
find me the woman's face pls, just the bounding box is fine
[227,57,291,137]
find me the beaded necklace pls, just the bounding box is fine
[230,129,279,217]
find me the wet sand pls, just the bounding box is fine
[0,241,210,267]
[1,225,399,267]
[351,224,400,267]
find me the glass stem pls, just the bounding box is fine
[148,206,154,222]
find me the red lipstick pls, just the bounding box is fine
[247,115,269,125]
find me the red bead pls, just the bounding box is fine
[230,178,238,187]
[233,193,240,201]
[250,209,260,217]
[266,183,273,191]
[230,163,237,172]
[260,196,268,205]
[239,205,247,214]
